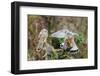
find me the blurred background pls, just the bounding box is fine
[28,15,88,61]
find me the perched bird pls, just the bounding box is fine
[36,29,56,60]
[36,29,48,52]
[64,31,79,52]
[51,29,79,52]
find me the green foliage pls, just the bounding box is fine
[76,33,85,45]
[57,51,66,59]
[51,37,64,49]
[50,51,58,59]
